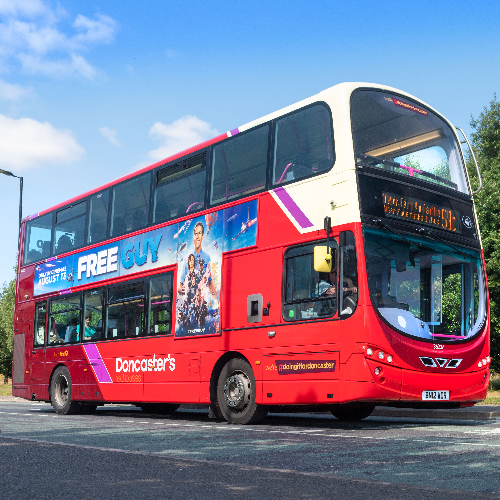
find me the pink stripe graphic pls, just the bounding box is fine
[273,187,313,229]
[83,343,112,383]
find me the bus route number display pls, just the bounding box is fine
[382,192,461,233]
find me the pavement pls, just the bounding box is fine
[2,395,499,420]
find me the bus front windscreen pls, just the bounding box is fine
[351,90,469,194]
[364,228,486,341]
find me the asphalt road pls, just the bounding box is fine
[2,399,500,499]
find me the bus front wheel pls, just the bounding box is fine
[217,358,268,425]
[330,403,375,421]
[49,366,83,415]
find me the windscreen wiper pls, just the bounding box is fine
[416,227,472,258]
[356,154,400,169]
[372,219,424,248]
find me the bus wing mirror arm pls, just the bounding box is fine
[456,127,482,195]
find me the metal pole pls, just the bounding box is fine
[19,176,23,239]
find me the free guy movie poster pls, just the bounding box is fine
[34,199,258,338]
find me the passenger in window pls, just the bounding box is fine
[83,312,96,339]
[27,249,43,263]
[66,318,79,342]
[56,234,73,254]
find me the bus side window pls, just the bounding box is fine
[283,241,338,321]
[24,212,53,265]
[148,273,173,335]
[88,191,109,244]
[83,289,104,342]
[273,104,334,185]
[34,301,47,347]
[49,294,82,344]
[154,154,206,223]
[110,173,151,237]
[107,283,145,338]
[211,125,269,205]
[339,231,358,318]
[54,201,86,255]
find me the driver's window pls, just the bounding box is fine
[339,231,358,318]
[283,240,338,321]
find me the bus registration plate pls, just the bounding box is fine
[422,390,449,400]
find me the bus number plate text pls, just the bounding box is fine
[422,390,449,400]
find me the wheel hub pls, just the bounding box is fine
[55,375,69,407]
[223,373,249,409]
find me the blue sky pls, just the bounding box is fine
[0,0,499,286]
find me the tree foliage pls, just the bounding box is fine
[0,274,15,382]
[467,94,500,371]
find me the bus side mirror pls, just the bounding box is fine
[314,246,332,273]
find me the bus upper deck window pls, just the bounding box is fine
[351,90,468,194]
[111,173,151,237]
[211,125,269,205]
[54,201,86,255]
[154,154,206,223]
[24,213,53,265]
[88,191,109,244]
[273,104,334,185]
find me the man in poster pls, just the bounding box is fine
[176,221,219,336]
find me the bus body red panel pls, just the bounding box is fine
[12,84,490,416]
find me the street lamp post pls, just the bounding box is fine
[0,169,23,240]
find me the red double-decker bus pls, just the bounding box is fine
[12,83,490,423]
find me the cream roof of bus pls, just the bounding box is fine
[31,82,460,221]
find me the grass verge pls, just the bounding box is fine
[0,379,12,397]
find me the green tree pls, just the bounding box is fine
[0,274,15,383]
[467,94,500,371]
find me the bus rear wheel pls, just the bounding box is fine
[50,366,83,415]
[330,403,375,421]
[217,358,268,425]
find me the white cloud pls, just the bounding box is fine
[18,52,98,79]
[0,78,33,100]
[0,2,118,79]
[0,114,84,170]
[148,115,219,161]
[0,0,50,18]
[73,14,116,45]
[99,126,121,147]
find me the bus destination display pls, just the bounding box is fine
[382,192,461,233]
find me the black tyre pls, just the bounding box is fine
[217,358,268,424]
[330,403,375,421]
[49,366,83,415]
[140,403,180,415]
